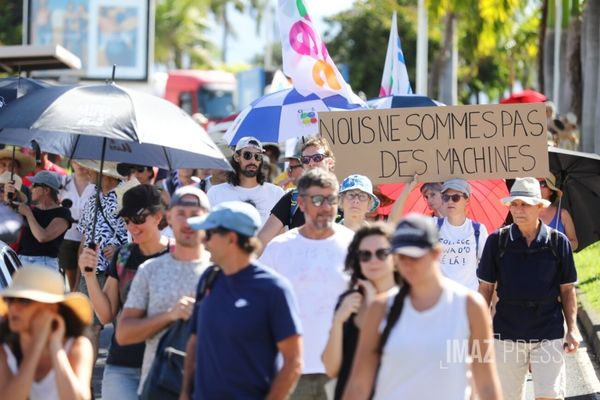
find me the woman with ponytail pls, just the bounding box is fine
[322,223,399,399]
[342,214,502,400]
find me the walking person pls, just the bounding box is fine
[478,177,580,400]
[15,171,73,270]
[538,174,578,250]
[116,186,212,395]
[436,178,488,290]
[181,201,303,399]
[322,223,399,399]
[78,185,170,399]
[58,160,94,291]
[207,136,284,225]
[258,137,336,247]
[259,169,354,400]
[337,175,380,232]
[343,214,501,400]
[0,265,94,400]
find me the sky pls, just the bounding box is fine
[206,0,354,65]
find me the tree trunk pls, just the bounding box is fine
[438,12,457,105]
[566,11,582,123]
[580,0,600,152]
[221,6,229,63]
[544,0,556,101]
[538,0,549,93]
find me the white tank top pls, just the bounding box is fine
[374,279,472,400]
[3,338,74,400]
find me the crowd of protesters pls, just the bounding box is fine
[0,135,581,400]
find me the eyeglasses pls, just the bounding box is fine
[344,191,370,202]
[300,153,327,165]
[287,165,303,174]
[240,151,263,162]
[442,194,467,203]
[357,248,391,262]
[123,212,152,225]
[3,297,33,306]
[302,194,338,207]
[205,228,230,241]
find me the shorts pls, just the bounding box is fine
[494,338,565,400]
[77,271,107,327]
[58,239,81,271]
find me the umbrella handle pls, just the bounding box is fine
[83,242,97,273]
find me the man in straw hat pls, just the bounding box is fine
[477,177,579,400]
[0,265,94,399]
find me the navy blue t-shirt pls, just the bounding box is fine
[191,263,302,400]
[477,222,577,341]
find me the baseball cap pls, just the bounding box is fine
[441,178,471,197]
[169,186,211,210]
[118,184,162,217]
[188,201,261,237]
[391,213,439,258]
[234,136,263,152]
[28,170,62,192]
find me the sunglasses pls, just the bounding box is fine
[442,194,467,203]
[357,248,391,262]
[287,164,303,173]
[3,297,33,306]
[240,151,263,162]
[123,212,152,225]
[300,153,327,165]
[134,166,149,173]
[538,181,548,188]
[344,191,370,202]
[303,194,338,207]
[205,228,230,241]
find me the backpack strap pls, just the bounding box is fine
[289,189,300,227]
[436,217,444,230]
[495,226,511,284]
[196,265,222,301]
[472,221,481,260]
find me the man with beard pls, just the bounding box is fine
[116,186,212,395]
[259,169,354,400]
[207,137,284,225]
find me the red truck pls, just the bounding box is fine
[164,70,236,126]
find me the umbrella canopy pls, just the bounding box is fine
[0,77,49,99]
[549,147,600,251]
[378,179,509,234]
[367,94,443,109]
[0,83,231,170]
[224,88,363,145]
[500,90,547,104]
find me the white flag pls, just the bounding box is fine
[379,12,413,96]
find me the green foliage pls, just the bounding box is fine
[0,0,22,46]
[574,242,600,314]
[323,0,425,98]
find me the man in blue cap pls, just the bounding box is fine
[181,201,303,400]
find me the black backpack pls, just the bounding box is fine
[140,266,221,400]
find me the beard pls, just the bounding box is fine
[241,165,258,178]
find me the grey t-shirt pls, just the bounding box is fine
[123,252,211,393]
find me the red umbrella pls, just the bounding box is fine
[500,90,547,104]
[377,179,510,234]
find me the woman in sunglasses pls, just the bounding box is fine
[78,185,170,400]
[322,223,399,400]
[538,174,578,250]
[15,171,72,270]
[343,214,501,400]
[338,175,380,232]
[0,265,94,400]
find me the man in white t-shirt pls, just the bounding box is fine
[208,136,284,225]
[436,178,488,290]
[259,169,354,400]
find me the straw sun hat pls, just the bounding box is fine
[0,265,93,325]
[0,147,36,176]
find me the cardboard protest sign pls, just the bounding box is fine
[319,103,549,184]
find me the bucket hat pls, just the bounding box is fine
[542,174,562,197]
[0,265,93,325]
[339,174,380,212]
[77,160,124,180]
[28,170,62,192]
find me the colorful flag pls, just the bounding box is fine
[277,0,364,106]
[379,12,413,97]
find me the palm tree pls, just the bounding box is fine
[155,0,214,68]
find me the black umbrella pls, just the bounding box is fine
[549,147,600,251]
[0,77,49,99]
